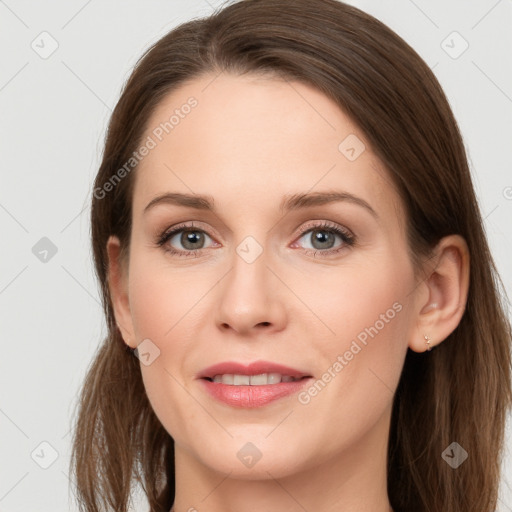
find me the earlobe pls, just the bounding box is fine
[409,235,470,353]
[106,235,137,349]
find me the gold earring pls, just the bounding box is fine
[424,334,432,351]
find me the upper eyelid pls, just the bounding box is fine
[163,221,218,241]
[296,219,352,236]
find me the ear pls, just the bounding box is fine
[408,234,470,352]
[106,235,137,349]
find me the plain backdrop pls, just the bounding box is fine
[1,0,511,510]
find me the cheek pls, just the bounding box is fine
[127,252,199,342]
[125,249,215,422]
[300,251,411,348]
[299,250,412,404]
[287,257,412,458]
[126,257,202,443]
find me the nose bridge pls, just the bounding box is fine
[215,233,285,333]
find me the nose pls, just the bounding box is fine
[215,244,287,337]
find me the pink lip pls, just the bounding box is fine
[197,360,311,379]
[196,360,313,408]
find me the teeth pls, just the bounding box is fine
[267,372,281,384]
[233,374,250,385]
[211,373,300,385]
[249,373,268,385]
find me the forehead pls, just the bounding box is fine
[132,72,401,220]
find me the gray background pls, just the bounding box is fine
[1,0,511,510]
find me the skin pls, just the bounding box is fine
[107,72,470,512]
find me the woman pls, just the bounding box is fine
[70,0,512,511]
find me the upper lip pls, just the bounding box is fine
[197,360,312,380]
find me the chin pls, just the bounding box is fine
[189,434,311,480]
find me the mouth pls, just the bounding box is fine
[197,362,314,408]
[197,360,312,384]
[203,373,310,385]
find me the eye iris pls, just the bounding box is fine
[181,230,204,250]
[311,230,335,250]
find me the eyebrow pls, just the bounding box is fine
[143,190,378,219]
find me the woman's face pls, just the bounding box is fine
[110,72,424,479]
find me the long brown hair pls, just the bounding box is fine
[70,1,512,510]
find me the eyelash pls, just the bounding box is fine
[155,220,356,259]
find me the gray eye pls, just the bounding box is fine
[170,230,212,251]
[299,229,342,251]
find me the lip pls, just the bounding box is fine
[197,360,311,380]
[196,360,313,408]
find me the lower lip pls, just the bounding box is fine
[199,377,312,408]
